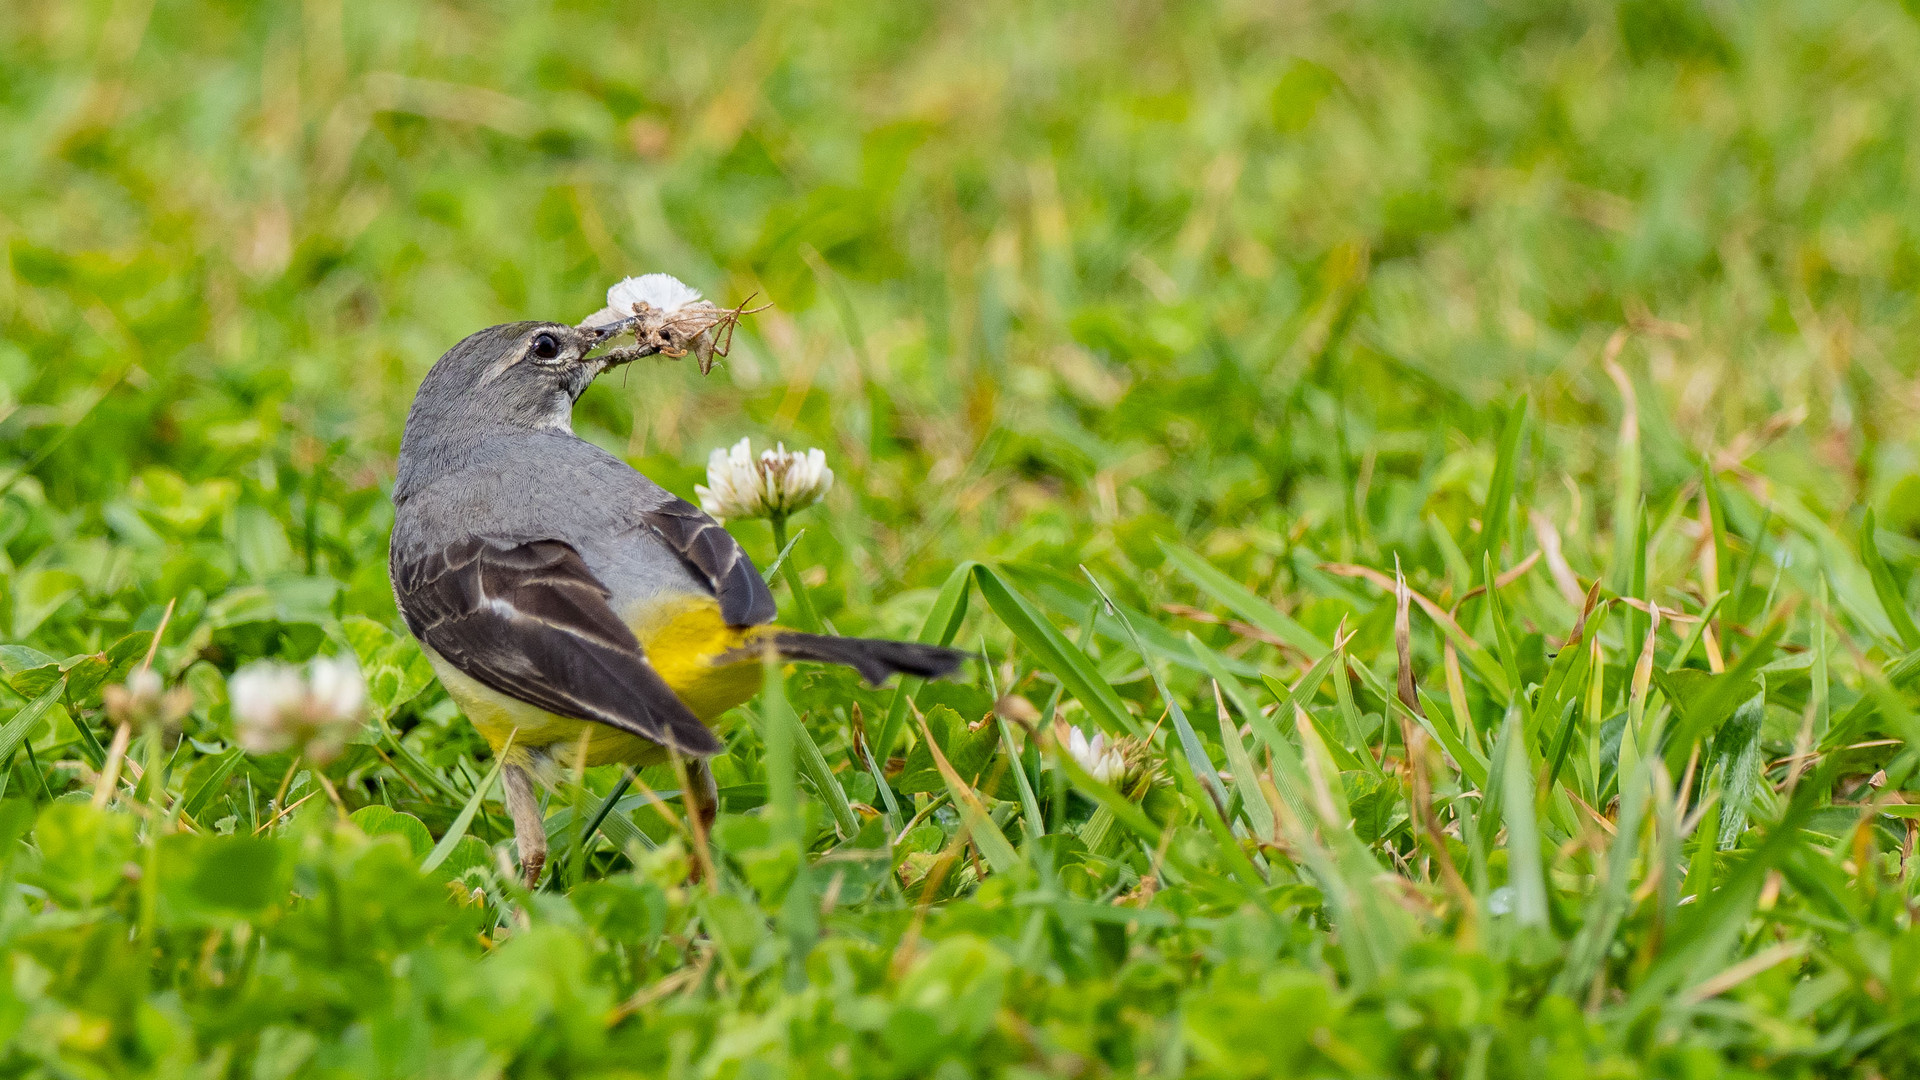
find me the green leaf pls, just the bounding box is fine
[1,646,62,699]
[11,568,82,641]
[28,800,137,907]
[896,706,1000,795]
[175,835,290,917]
[0,645,58,680]
[61,654,112,706]
[353,805,435,860]
[341,616,436,721]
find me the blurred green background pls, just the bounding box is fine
[9,0,1918,645]
[9,0,1920,1075]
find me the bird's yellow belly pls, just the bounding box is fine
[423,594,763,771]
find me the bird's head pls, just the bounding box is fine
[408,319,650,435]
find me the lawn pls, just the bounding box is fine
[4,0,1920,1075]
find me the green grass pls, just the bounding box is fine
[5,0,1920,1075]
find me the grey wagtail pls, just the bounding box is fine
[388,316,964,885]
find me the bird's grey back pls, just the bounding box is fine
[393,431,701,613]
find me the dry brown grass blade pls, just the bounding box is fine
[1392,563,1421,719]
[1394,564,1477,939]
[1678,941,1807,1006]
[1601,328,1636,450]
[1160,603,1298,652]
[1321,557,1536,647]
[1566,788,1618,836]
[1615,595,1700,625]
[607,946,713,1023]
[1530,510,1587,607]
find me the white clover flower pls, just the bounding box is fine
[229,656,368,764]
[229,663,305,737]
[695,438,834,522]
[1066,726,1127,787]
[306,655,367,720]
[103,666,193,734]
[607,273,705,313]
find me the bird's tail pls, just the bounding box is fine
[743,630,967,685]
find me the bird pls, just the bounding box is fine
[388,316,966,885]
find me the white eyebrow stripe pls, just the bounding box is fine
[480,346,525,384]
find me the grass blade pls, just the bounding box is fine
[996,711,1044,841]
[1482,553,1530,729]
[1661,623,1784,771]
[1002,562,1259,677]
[1859,510,1920,649]
[1555,752,1649,997]
[1497,712,1548,928]
[974,565,1141,737]
[1625,759,1836,1018]
[760,648,801,842]
[422,732,512,874]
[789,707,859,839]
[914,709,1019,874]
[182,746,246,818]
[0,679,65,769]
[1157,539,1329,659]
[1083,568,1228,809]
[1211,680,1273,841]
[1479,399,1527,566]
[875,560,978,758]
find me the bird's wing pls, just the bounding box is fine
[393,535,722,756]
[637,496,776,627]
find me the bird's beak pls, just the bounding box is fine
[578,315,642,350]
[575,314,662,370]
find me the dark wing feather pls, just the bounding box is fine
[393,536,722,756]
[641,497,776,627]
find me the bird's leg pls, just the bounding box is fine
[502,763,547,888]
[673,754,720,885]
[685,758,720,834]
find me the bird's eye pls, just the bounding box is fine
[531,332,561,360]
